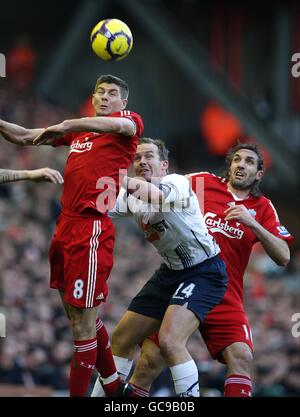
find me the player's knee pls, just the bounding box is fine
[111,324,131,352]
[158,332,179,360]
[134,355,155,380]
[140,350,160,376]
[71,316,95,340]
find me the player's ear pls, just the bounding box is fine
[256,170,264,181]
[162,160,169,172]
[121,99,128,110]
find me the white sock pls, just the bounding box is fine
[91,356,133,397]
[113,355,133,380]
[170,360,200,397]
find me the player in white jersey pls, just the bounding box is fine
[112,174,219,269]
[96,138,228,397]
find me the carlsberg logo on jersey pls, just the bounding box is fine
[69,138,93,154]
[204,212,244,239]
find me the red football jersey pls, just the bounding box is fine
[52,110,144,214]
[188,172,294,310]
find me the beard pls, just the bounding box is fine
[230,176,258,190]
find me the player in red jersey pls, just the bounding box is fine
[92,143,293,397]
[0,167,63,184]
[0,74,144,396]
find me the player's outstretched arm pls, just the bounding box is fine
[33,116,135,145]
[124,176,164,204]
[0,120,45,146]
[0,168,64,184]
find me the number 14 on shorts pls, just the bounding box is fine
[173,282,195,300]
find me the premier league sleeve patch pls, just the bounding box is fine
[276,225,291,237]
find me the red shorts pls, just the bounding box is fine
[49,209,115,308]
[148,307,253,364]
[199,307,253,363]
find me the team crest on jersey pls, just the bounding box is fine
[248,209,256,218]
[276,225,291,237]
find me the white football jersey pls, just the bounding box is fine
[109,174,220,270]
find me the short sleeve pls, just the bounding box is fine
[260,199,294,246]
[113,111,144,138]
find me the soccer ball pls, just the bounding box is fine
[90,18,133,61]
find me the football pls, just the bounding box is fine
[90,18,133,61]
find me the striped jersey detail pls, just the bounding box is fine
[269,200,280,222]
[191,230,210,258]
[174,244,194,268]
[120,110,136,135]
[120,110,131,116]
[86,220,102,307]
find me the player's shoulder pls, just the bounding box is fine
[250,194,273,208]
[161,173,189,186]
[186,171,220,180]
[110,110,144,137]
[112,110,142,119]
[186,171,224,188]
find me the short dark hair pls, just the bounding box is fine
[224,143,264,197]
[94,74,129,99]
[138,137,170,161]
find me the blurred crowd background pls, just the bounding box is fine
[0,0,299,397]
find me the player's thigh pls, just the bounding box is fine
[112,311,160,348]
[59,289,99,332]
[59,289,72,320]
[159,304,200,344]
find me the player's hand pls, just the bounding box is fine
[27,168,64,184]
[224,204,256,228]
[33,124,64,145]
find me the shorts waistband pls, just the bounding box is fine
[61,207,107,220]
[163,254,221,273]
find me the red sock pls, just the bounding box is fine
[224,374,252,397]
[70,338,97,397]
[129,383,150,397]
[95,318,120,396]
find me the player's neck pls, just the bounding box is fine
[227,183,250,200]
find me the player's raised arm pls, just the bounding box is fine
[124,175,164,205]
[0,167,64,184]
[33,116,135,146]
[0,119,46,146]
